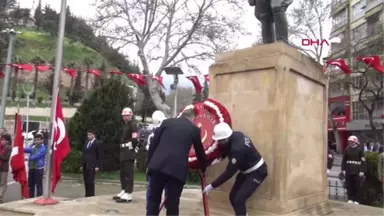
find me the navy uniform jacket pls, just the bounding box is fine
[211,131,267,188]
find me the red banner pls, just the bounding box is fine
[328,116,347,131]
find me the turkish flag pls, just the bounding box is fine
[203,74,210,85]
[326,59,351,75]
[51,93,71,193]
[10,113,29,199]
[127,73,146,86]
[186,76,203,93]
[87,68,101,76]
[10,64,33,72]
[63,68,77,78]
[149,75,165,88]
[36,65,52,72]
[356,56,384,73]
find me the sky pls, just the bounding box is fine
[18,0,332,91]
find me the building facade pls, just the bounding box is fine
[328,0,384,149]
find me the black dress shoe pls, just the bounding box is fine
[112,196,120,200]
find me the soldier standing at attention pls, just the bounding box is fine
[341,135,366,205]
[113,107,138,203]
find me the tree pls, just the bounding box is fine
[288,0,330,62]
[93,0,248,115]
[165,87,195,113]
[31,56,45,101]
[67,77,135,171]
[202,79,209,100]
[83,57,93,94]
[34,0,43,28]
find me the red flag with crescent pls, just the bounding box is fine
[51,93,71,193]
[186,76,203,93]
[149,75,165,88]
[326,59,351,75]
[10,113,29,198]
[87,68,101,76]
[36,65,52,72]
[356,56,384,73]
[63,68,77,78]
[127,73,147,86]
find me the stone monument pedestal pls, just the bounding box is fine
[206,42,331,215]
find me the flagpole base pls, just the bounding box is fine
[33,197,59,205]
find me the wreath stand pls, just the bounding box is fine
[159,171,210,216]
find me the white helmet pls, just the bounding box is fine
[152,110,166,127]
[348,135,359,144]
[121,107,133,116]
[212,122,233,141]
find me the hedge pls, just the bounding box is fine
[361,152,383,207]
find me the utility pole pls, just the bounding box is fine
[346,0,353,124]
[35,0,67,205]
[0,29,20,128]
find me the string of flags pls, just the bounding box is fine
[0,63,212,91]
[325,55,384,74]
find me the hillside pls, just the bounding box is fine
[14,28,110,67]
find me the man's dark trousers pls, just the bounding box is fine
[28,168,44,198]
[147,171,184,216]
[83,163,96,197]
[120,160,134,193]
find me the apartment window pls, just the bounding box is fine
[352,101,368,119]
[352,0,366,19]
[333,9,347,25]
[351,76,366,89]
[352,24,367,41]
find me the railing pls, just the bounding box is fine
[366,0,383,12]
[332,19,348,31]
[331,0,348,11]
[328,179,348,201]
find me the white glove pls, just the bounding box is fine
[203,184,213,195]
[327,169,330,174]
[328,154,333,158]
[359,172,364,177]
[342,171,346,175]
[127,142,133,150]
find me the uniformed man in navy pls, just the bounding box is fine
[113,107,139,203]
[203,122,268,216]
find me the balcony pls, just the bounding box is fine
[331,0,348,12]
[366,0,383,12]
[332,19,348,32]
[352,10,366,22]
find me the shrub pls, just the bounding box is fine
[37,96,44,104]
[61,150,82,173]
[361,152,383,206]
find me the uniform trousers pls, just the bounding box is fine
[345,174,361,202]
[120,160,134,193]
[146,171,184,216]
[230,166,268,216]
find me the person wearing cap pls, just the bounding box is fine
[202,122,268,216]
[113,107,139,203]
[341,135,366,205]
[146,109,207,216]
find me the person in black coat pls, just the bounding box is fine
[146,109,207,216]
[81,129,103,197]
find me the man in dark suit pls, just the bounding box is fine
[81,129,103,197]
[146,109,207,216]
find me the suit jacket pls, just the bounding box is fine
[147,117,207,183]
[82,139,103,169]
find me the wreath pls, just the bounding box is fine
[177,98,232,169]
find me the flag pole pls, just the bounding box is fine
[34,0,67,205]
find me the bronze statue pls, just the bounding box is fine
[249,0,293,44]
